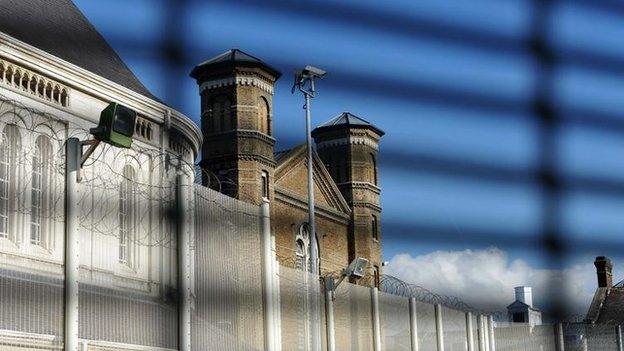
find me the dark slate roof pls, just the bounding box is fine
[312,112,384,136]
[587,287,624,325]
[190,49,281,80]
[0,0,157,101]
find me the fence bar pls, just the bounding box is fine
[64,137,80,351]
[616,325,623,351]
[554,323,564,351]
[487,315,495,351]
[271,234,283,348]
[409,297,418,351]
[325,277,336,351]
[435,304,444,351]
[466,312,474,351]
[477,315,486,351]
[261,199,278,351]
[371,287,382,351]
[177,173,191,351]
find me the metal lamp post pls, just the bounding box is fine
[292,65,326,351]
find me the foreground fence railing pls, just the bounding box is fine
[2,178,624,350]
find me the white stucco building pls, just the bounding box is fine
[0,1,201,349]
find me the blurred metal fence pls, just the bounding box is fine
[192,184,265,351]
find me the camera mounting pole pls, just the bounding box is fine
[292,65,326,351]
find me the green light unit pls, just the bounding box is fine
[89,102,137,148]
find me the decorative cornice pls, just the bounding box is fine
[199,75,274,95]
[339,181,381,194]
[275,187,350,225]
[316,135,379,151]
[351,202,382,212]
[203,153,276,168]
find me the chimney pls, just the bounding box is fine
[594,256,613,288]
[514,286,533,307]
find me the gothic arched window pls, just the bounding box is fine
[119,165,136,265]
[220,98,231,132]
[370,153,377,185]
[0,124,20,241]
[295,224,309,272]
[258,97,270,135]
[31,135,52,247]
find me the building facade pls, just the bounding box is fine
[0,1,200,349]
[585,256,624,325]
[506,286,542,326]
[191,51,385,281]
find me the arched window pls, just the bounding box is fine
[258,97,270,135]
[119,165,136,265]
[295,224,309,272]
[371,215,379,241]
[220,98,230,132]
[0,125,20,240]
[210,99,220,133]
[31,136,52,247]
[370,153,377,185]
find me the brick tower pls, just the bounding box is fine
[312,112,384,284]
[190,49,281,205]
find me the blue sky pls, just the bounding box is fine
[73,0,624,306]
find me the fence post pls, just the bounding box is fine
[261,199,278,351]
[271,235,282,348]
[371,287,382,351]
[64,137,80,351]
[476,315,487,351]
[555,323,565,351]
[435,304,444,351]
[177,172,192,351]
[616,325,623,351]
[325,277,336,351]
[409,297,418,351]
[466,312,474,351]
[487,315,495,351]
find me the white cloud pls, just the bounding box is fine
[384,248,619,315]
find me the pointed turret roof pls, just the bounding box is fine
[313,112,384,136]
[0,0,157,101]
[190,49,281,80]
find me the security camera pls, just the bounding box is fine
[302,65,326,78]
[345,257,369,279]
[382,261,390,267]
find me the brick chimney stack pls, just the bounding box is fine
[594,256,613,288]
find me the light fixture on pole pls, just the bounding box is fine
[291,65,326,275]
[292,65,326,351]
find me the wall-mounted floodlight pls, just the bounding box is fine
[325,257,369,300]
[75,102,137,181]
[89,102,137,149]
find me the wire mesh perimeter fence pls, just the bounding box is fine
[192,184,265,351]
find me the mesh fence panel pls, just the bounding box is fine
[76,147,180,350]
[415,301,437,351]
[0,112,65,350]
[0,269,64,350]
[494,324,556,351]
[333,281,374,351]
[584,324,619,351]
[378,291,410,351]
[192,185,265,351]
[78,284,178,349]
[278,265,323,351]
[441,306,467,351]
